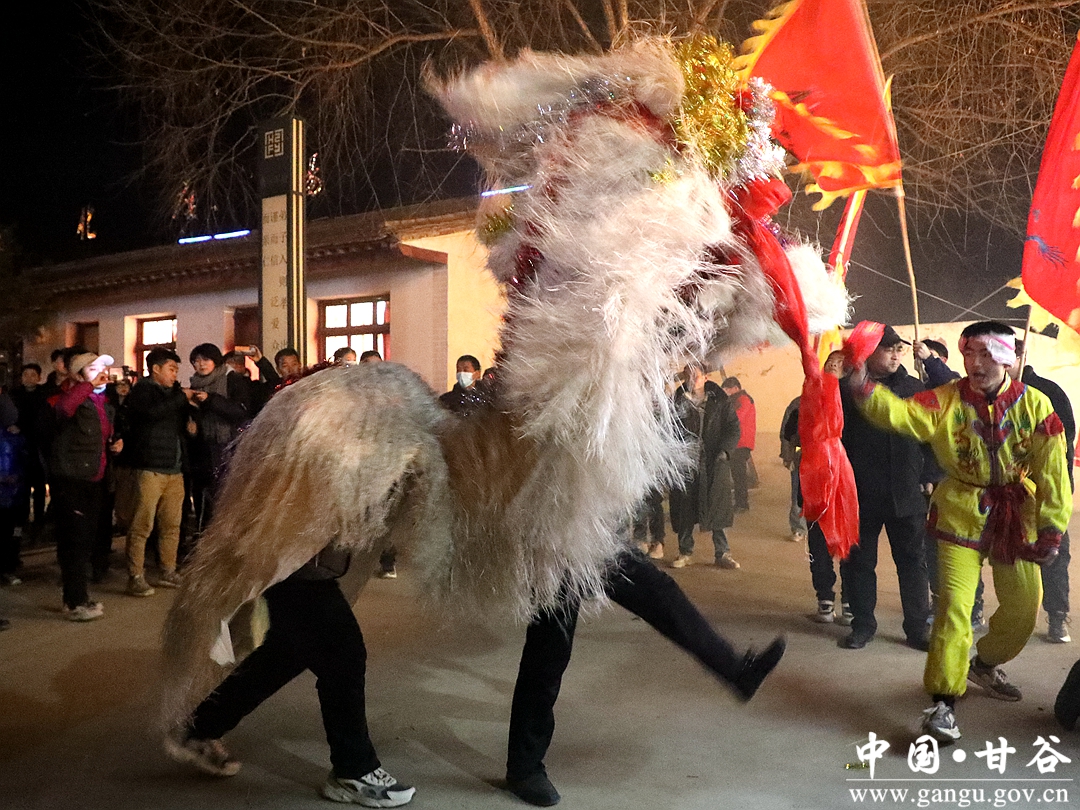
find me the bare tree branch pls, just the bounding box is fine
[86,0,1080,241]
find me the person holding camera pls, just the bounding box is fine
[50,351,124,621]
[123,348,197,597]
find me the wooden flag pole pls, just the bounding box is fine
[894,183,920,342]
[1020,306,1033,369]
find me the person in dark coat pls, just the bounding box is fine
[668,363,742,570]
[9,363,48,535]
[224,346,281,417]
[123,347,195,597]
[50,351,122,621]
[187,343,251,535]
[439,354,488,416]
[838,326,932,650]
[0,392,26,587]
[1011,341,1076,644]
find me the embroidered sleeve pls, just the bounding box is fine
[1037,412,1065,437]
[857,382,943,444]
[1028,406,1071,536]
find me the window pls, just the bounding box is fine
[318,296,389,361]
[135,316,177,375]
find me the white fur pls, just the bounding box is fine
[163,39,851,728]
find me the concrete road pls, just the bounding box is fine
[2,456,1078,810]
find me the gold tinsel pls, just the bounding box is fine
[673,36,748,180]
[480,205,515,246]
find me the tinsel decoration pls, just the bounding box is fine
[77,206,96,241]
[449,75,630,163]
[305,152,324,197]
[672,37,750,180]
[480,205,515,246]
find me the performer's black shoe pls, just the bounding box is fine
[906,632,931,652]
[838,630,874,649]
[732,635,786,701]
[1054,658,1080,731]
[506,771,561,806]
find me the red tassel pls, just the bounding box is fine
[730,200,860,557]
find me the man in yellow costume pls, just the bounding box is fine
[848,321,1070,742]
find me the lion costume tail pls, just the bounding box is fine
[159,362,451,729]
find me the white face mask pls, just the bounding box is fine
[93,384,107,394]
[457,371,476,389]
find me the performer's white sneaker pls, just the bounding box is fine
[322,768,416,807]
[921,701,961,742]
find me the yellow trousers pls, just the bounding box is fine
[924,540,1042,697]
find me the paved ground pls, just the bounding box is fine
[2,454,1079,810]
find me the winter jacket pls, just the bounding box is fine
[728,389,756,450]
[50,382,115,482]
[669,381,741,533]
[123,378,189,473]
[840,365,928,517]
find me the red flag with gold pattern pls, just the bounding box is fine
[1022,32,1080,334]
[737,0,901,209]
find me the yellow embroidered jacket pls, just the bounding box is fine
[854,375,1069,562]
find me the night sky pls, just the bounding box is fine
[1,0,151,264]
[1,1,1027,330]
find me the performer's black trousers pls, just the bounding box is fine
[506,551,743,781]
[190,577,380,780]
[838,503,930,641]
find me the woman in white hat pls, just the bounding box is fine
[50,350,122,621]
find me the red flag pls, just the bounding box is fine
[827,189,867,282]
[738,0,901,209]
[1022,32,1080,333]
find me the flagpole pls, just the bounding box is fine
[1020,307,1033,369]
[894,183,920,342]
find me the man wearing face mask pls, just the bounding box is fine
[50,351,123,621]
[439,355,486,415]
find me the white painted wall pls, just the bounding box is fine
[400,231,504,391]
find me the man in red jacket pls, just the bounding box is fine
[721,377,756,513]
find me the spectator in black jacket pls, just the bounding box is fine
[9,363,48,535]
[224,346,280,417]
[1011,341,1076,643]
[188,343,251,535]
[439,355,486,415]
[51,351,122,621]
[838,326,932,650]
[915,339,960,389]
[123,348,195,597]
